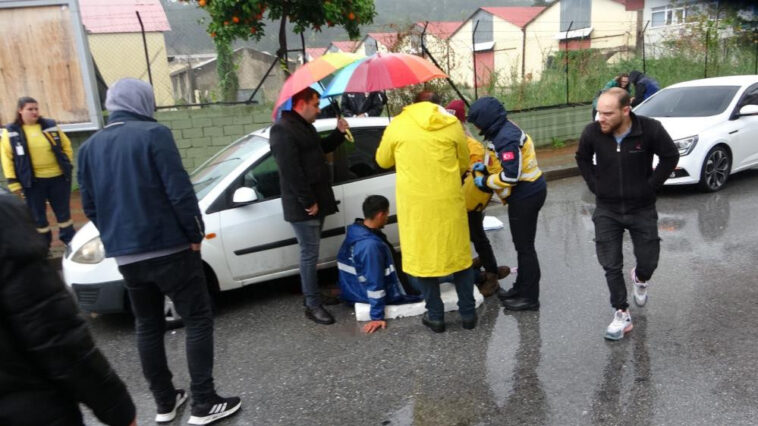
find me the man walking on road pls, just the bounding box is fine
[269,87,350,325]
[77,78,240,424]
[375,91,476,333]
[576,87,679,340]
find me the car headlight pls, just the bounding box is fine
[71,236,105,264]
[673,135,698,156]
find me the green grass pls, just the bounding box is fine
[493,43,756,112]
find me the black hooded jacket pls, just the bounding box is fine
[0,192,135,425]
[575,112,679,213]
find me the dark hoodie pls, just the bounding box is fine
[467,97,546,201]
[78,78,204,257]
[629,70,660,107]
[0,193,135,425]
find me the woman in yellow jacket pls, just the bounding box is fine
[375,91,475,333]
[1,97,75,247]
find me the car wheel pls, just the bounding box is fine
[164,297,184,330]
[697,145,731,192]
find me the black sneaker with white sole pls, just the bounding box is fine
[155,389,188,423]
[188,395,241,425]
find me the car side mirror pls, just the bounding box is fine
[738,104,758,117]
[232,187,258,205]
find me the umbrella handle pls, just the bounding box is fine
[344,126,354,143]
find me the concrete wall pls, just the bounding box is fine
[88,32,174,107]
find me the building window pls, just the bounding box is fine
[473,10,493,45]
[365,38,377,56]
[560,0,591,32]
[651,4,687,28]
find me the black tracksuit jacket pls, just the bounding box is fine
[576,112,680,214]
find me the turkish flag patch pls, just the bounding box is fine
[501,151,515,161]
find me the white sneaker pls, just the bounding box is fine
[605,309,633,340]
[155,389,187,423]
[631,268,648,307]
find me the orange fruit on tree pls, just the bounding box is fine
[198,0,206,7]
[232,16,240,23]
[348,12,355,20]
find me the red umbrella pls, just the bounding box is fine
[322,53,447,97]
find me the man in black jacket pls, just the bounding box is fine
[576,87,679,341]
[0,190,136,426]
[270,87,350,325]
[78,78,240,424]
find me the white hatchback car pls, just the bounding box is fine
[63,117,396,319]
[634,75,758,192]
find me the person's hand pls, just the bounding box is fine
[336,118,349,133]
[191,242,202,251]
[471,162,487,173]
[305,203,319,216]
[12,189,24,199]
[362,320,386,334]
[474,175,489,191]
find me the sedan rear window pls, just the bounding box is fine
[635,85,740,117]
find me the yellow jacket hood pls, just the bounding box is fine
[402,102,460,132]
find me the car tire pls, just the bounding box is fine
[163,263,219,329]
[697,145,731,192]
[164,297,184,330]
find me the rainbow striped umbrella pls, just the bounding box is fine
[322,53,447,97]
[272,52,364,119]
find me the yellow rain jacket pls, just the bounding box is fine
[462,136,501,212]
[376,102,472,277]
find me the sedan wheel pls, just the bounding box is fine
[698,146,731,192]
[165,297,184,330]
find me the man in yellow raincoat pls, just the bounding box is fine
[375,91,475,333]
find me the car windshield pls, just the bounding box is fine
[635,85,740,117]
[191,133,268,199]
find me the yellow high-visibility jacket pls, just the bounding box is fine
[484,133,542,201]
[375,102,472,277]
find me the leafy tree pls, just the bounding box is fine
[188,0,376,73]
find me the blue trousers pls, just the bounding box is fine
[23,175,74,246]
[408,268,476,321]
[290,218,325,308]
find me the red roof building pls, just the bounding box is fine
[416,21,462,40]
[79,0,170,34]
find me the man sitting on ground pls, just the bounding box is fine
[337,195,422,334]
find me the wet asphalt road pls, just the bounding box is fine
[85,171,758,425]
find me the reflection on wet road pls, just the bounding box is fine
[86,171,758,425]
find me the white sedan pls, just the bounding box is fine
[63,117,396,321]
[635,75,758,192]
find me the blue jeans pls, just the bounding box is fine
[290,218,324,308]
[408,268,475,321]
[23,175,75,246]
[118,249,216,406]
[592,206,660,310]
